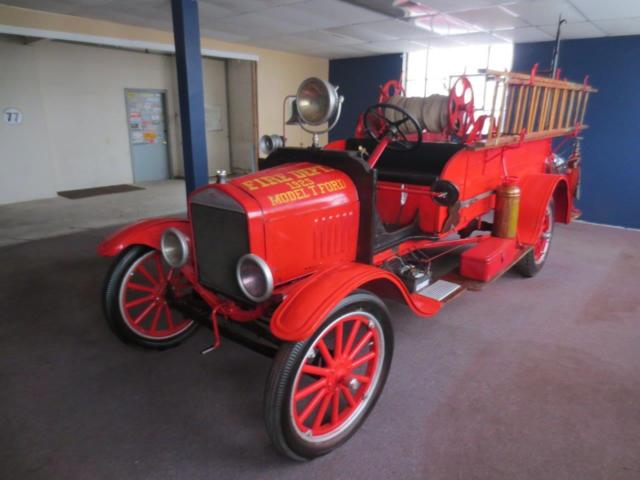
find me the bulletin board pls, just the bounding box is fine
[126,91,167,145]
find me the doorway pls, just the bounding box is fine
[125,89,170,182]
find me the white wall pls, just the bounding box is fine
[0,37,57,204]
[227,59,257,174]
[0,37,233,203]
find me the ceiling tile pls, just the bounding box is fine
[336,0,438,19]
[258,30,362,51]
[538,21,605,39]
[203,16,292,39]
[304,29,364,46]
[507,0,586,26]
[356,39,430,54]
[303,44,376,59]
[326,24,399,42]
[568,0,640,21]
[199,0,302,16]
[197,2,238,21]
[416,0,516,13]
[493,26,554,43]
[244,0,386,34]
[593,17,640,36]
[360,19,439,40]
[449,31,510,45]
[1,0,82,15]
[452,6,528,31]
[413,13,482,35]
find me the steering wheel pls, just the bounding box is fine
[448,76,475,138]
[363,103,423,152]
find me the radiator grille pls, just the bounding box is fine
[190,201,249,300]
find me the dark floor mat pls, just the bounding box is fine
[57,184,144,199]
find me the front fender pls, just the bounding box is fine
[270,262,441,342]
[518,174,570,246]
[97,217,190,257]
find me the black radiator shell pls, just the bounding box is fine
[190,188,249,301]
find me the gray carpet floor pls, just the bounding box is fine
[1,221,639,479]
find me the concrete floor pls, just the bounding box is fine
[0,180,187,247]
[1,221,639,479]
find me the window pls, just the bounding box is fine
[404,44,513,116]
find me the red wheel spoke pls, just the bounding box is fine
[351,351,376,369]
[343,319,362,356]
[138,264,158,286]
[127,282,156,294]
[166,268,175,282]
[298,389,327,424]
[316,339,334,367]
[312,392,332,430]
[294,378,328,402]
[164,304,174,329]
[331,389,340,425]
[352,374,371,384]
[120,251,195,340]
[132,300,158,325]
[334,321,344,358]
[149,304,162,332]
[125,294,154,309]
[348,330,373,360]
[301,364,330,377]
[154,254,164,281]
[340,385,356,407]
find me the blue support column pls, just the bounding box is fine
[171,0,208,195]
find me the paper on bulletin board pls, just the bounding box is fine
[131,131,144,144]
[143,131,157,144]
[205,105,223,132]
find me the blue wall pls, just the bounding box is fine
[514,37,640,229]
[329,54,403,141]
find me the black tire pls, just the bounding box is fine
[516,200,555,277]
[102,245,198,349]
[264,291,393,461]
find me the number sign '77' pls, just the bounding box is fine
[3,108,23,125]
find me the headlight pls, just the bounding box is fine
[160,228,190,268]
[547,153,568,174]
[296,77,339,126]
[236,254,273,302]
[259,134,284,156]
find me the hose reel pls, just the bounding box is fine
[382,77,476,138]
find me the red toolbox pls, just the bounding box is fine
[460,237,518,282]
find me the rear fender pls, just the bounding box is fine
[270,262,441,342]
[97,217,190,257]
[518,174,570,246]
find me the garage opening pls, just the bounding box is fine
[0,34,258,206]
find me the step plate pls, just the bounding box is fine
[417,280,462,301]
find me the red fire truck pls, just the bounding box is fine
[99,69,594,460]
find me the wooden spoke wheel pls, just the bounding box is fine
[516,201,555,277]
[103,245,197,349]
[264,291,393,460]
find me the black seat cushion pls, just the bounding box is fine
[345,138,464,186]
[375,168,439,185]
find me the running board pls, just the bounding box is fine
[416,280,463,303]
[413,245,533,306]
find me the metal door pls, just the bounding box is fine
[125,90,170,182]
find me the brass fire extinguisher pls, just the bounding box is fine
[493,178,521,238]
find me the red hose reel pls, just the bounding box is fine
[448,76,475,138]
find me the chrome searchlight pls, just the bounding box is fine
[296,77,340,126]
